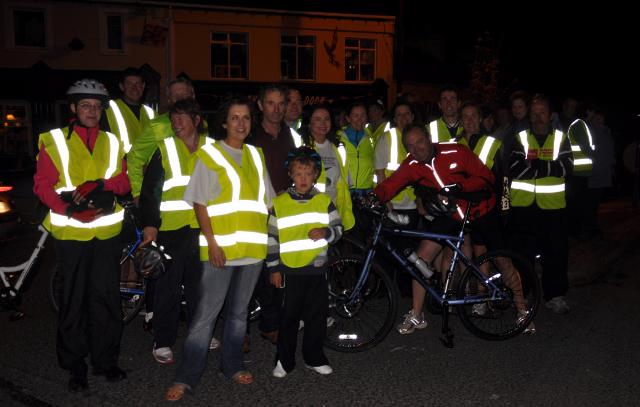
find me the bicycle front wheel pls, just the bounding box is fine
[457,250,541,340]
[325,255,398,352]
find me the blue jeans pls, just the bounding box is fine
[174,261,262,389]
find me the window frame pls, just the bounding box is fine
[3,3,53,52]
[209,31,249,80]
[98,8,129,55]
[280,34,316,82]
[344,37,377,83]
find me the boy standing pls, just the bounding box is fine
[268,147,342,377]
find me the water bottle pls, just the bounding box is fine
[404,249,433,278]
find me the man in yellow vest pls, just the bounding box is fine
[34,79,130,391]
[427,86,464,143]
[508,94,574,314]
[138,98,210,365]
[128,77,200,200]
[104,67,157,153]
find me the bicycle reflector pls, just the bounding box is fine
[133,242,171,280]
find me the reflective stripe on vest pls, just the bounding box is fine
[429,121,439,143]
[199,231,268,248]
[291,128,303,148]
[142,105,155,120]
[387,128,400,171]
[568,119,594,174]
[277,212,329,229]
[161,138,191,192]
[50,210,124,228]
[477,136,497,165]
[109,100,131,153]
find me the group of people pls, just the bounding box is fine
[33,66,613,401]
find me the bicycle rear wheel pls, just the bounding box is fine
[325,255,398,352]
[119,256,145,324]
[456,250,541,340]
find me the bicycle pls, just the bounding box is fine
[0,223,49,321]
[325,194,541,352]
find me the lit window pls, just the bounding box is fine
[210,32,248,79]
[345,38,376,82]
[281,35,315,81]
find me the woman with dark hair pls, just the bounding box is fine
[139,98,210,365]
[165,95,275,401]
[302,104,354,230]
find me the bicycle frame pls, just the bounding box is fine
[349,205,509,310]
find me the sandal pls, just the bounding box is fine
[231,370,254,385]
[165,383,189,402]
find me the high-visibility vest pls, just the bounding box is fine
[106,98,156,153]
[428,118,464,143]
[384,127,416,205]
[196,142,268,261]
[456,135,502,170]
[311,142,355,231]
[38,127,125,241]
[273,192,331,268]
[510,130,567,209]
[289,118,303,131]
[366,121,390,146]
[337,127,376,189]
[158,135,213,231]
[567,119,594,176]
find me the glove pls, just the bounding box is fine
[439,183,461,196]
[74,179,104,202]
[69,208,101,223]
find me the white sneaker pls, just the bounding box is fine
[306,364,333,375]
[397,309,428,335]
[472,303,487,316]
[298,320,305,331]
[545,296,570,314]
[272,360,287,378]
[326,316,336,328]
[152,346,174,364]
[209,337,221,350]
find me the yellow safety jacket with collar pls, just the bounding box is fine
[510,130,567,209]
[383,127,416,205]
[38,127,125,241]
[337,127,376,189]
[427,118,464,143]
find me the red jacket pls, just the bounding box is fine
[374,143,495,221]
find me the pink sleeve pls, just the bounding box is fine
[103,159,131,195]
[33,146,69,215]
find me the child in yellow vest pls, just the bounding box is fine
[267,147,343,377]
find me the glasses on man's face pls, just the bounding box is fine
[77,103,104,111]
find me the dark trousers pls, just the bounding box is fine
[153,227,201,348]
[567,176,590,235]
[508,206,569,300]
[55,236,123,373]
[276,272,329,372]
[256,266,282,333]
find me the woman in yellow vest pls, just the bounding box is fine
[138,98,210,365]
[301,104,355,231]
[34,79,130,391]
[267,147,343,378]
[166,96,276,401]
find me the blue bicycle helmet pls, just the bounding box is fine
[284,146,322,175]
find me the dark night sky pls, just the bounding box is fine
[166,1,639,137]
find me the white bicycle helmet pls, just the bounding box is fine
[66,78,110,105]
